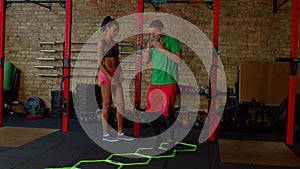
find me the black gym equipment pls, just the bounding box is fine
[23,97,48,119]
[3,62,21,115]
[51,90,74,119]
[74,83,101,123]
[271,93,300,138]
[221,87,243,131]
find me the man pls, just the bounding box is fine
[144,19,182,149]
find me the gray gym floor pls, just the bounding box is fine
[1,115,299,169]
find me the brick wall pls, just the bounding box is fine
[4,0,295,113]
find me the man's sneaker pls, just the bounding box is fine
[118,133,134,141]
[167,140,176,148]
[154,136,162,149]
[102,135,119,142]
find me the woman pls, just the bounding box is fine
[98,16,133,142]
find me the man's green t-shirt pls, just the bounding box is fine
[150,35,182,85]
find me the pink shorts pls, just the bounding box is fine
[98,68,117,85]
[146,84,178,116]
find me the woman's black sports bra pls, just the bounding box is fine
[104,43,119,58]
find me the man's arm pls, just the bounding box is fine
[143,48,152,64]
[161,49,182,64]
[152,40,182,64]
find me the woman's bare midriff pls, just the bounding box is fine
[103,57,120,68]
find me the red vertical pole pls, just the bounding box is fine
[0,0,5,127]
[286,0,299,145]
[62,0,72,132]
[209,0,220,141]
[134,0,143,137]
